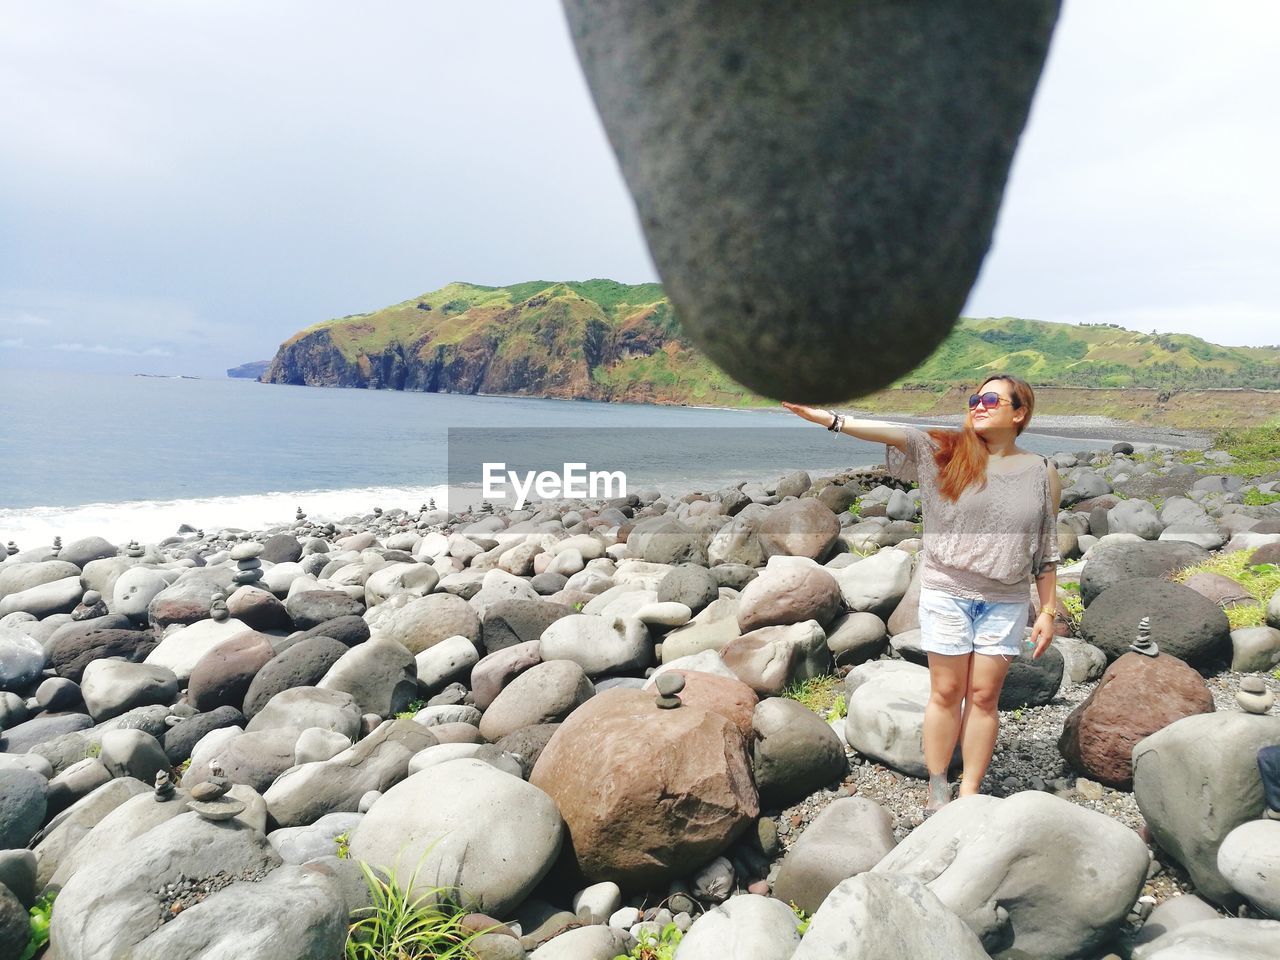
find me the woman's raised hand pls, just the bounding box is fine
[781,402,830,425]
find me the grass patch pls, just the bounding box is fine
[1243,488,1280,506]
[1171,554,1280,631]
[394,699,428,721]
[783,675,844,719]
[1206,423,1280,477]
[19,891,55,960]
[1059,582,1085,624]
[613,921,683,960]
[345,857,492,960]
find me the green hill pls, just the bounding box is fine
[260,280,1280,423]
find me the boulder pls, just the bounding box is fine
[46,788,195,889]
[1080,579,1230,666]
[284,589,364,630]
[144,617,252,681]
[538,614,652,678]
[48,624,155,683]
[751,697,846,809]
[478,660,595,742]
[79,659,179,722]
[1217,819,1280,919]
[162,705,244,765]
[31,777,150,889]
[736,564,842,632]
[1133,712,1280,905]
[656,564,720,615]
[793,873,989,960]
[187,630,275,712]
[0,627,46,692]
[0,575,82,619]
[414,634,480,691]
[873,791,1148,959]
[98,729,168,784]
[471,640,542,710]
[998,641,1064,709]
[825,611,888,666]
[242,635,349,717]
[480,598,574,655]
[185,727,302,795]
[658,597,742,662]
[350,758,563,915]
[843,660,952,778]
[1231,626,1280,673]
[371,592,482,654]
[720,620,830,696]
[264,719,438,827]
[111,567,172,621]
[675,894,801,960]
[245,687,362,741]
[641,669,758,742]
[529,687,757,889]
[772,796,896,914]
[1059,651,1214,790]
[269,811,364,864]
[225,585,293,631]
[0,769,47,850]
[831,548,914,618]
[1079,540,1209,606]
[317,637,418,718]
[1130,918,1280,960]
[756,499,840,562]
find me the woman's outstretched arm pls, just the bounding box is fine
[780,402,911,451]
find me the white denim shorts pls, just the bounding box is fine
[918,586,1028,658]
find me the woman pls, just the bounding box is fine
[782,373,1061,814]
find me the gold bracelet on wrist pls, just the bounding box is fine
[1038,604,1056,617]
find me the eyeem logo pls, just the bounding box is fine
[482,462,626,509]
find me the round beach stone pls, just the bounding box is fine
[720,620,830,697]
[414,634,480,691]
[144,616,252,682]
[162,705,244,765]
[831,548,914,618]
[471,640,542,710]
[79,659,178,722]
[245,686,362,741]
[478,659,595,742]
[187,630,275,712]
[1217,819,1280,918]
[351,758,563,915]
[751,697,846,809]
[0,769,47,850]
[825,611,888,667]
[0,627,46,692]
[225,585,292,631]
[736,564,843,632]
[0,575,83,619]
[242,635,349,718]
[1059,651,1214,790]
[98,729,168,784]
[371,592,481,655]
[844,660,956,779]
[1231,626,1280,673]
[1079,539,1210,606]
[1134,712,1280,905]
[47,623,155,683]
[538,613,653,678]
[998,640,1065,709]
[873,791,1148,959]
[284,589,365,630]
[676,894,802,960]
[773,796,896,914]
[317,637,418,718]
[655,564,720,614]
[530,687,757,889]
[756,499,841,562]
[1081,578,1231,666]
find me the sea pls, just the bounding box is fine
[0,369,1118,547]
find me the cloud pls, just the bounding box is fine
[52,342,173,357]
[0,337,26,349]
[1,312,51,327]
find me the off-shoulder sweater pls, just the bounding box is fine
[885,426,1061,603]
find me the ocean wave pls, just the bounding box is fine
[0,484,453,547]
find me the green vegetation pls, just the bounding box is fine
[790,902,812,936]
[395,699,428,720]
[1205,422,1280,477]
[1171,554,1280,631]
[19,891,55,960]
[1058,582,1085,625]
[344,857,491,960]
[335,832,351,860]
[612,922,684,960]
[783,675,844,718]
[1244,489,1280,506]
[846,500,862,518]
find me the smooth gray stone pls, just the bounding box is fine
[0,769,47,850]
[47,814,285,960]
[33,777,150,888]
[751,697,846,809]
[527,924,631,960]
[0,848,37,908]
[268,811,363,864]
[245,686,361,741]
[47,788,193,889]
[316,637,418,718]
[45,757,112,816]
[675,893,803,960]
[794,873,988,960]
[1130,917,1280,960]
[559,0,1059,401]
[773,797,896,914]
[350,758,563,916]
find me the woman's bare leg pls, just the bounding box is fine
[923,653,970,811]
[956,653,1014,797]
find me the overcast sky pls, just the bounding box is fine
[1,1,1277,378]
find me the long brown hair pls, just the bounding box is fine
[928,373,1036,502]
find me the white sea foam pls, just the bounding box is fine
[0,484,453,548]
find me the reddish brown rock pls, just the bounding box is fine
[530,687,758,889]
[655,669,759,742]
[187,630,276,712]
[736,565,842,632]
[756,500,840,562]
[1181,572,1255,609]
[1059,651,1214,790]
[226,585,293,632]
[471,640,542,710]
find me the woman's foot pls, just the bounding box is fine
[924,773,951,816]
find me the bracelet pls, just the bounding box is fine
[1038,604,1056,617]
[826,412,844,433]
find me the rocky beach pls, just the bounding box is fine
[2,436,1279,960]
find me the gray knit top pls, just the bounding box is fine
[885,426,1061,603]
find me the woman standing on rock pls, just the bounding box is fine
[782,373,1061,814]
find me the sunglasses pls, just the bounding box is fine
[968,391,1018,409]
